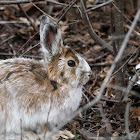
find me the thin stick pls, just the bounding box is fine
[20,42,40,57]
[0,0,65,6]
[17,4,37,31]
[15,31,39,56]
[55,1,72,19]
[28,0,47,15]
[0,35,14,46]
[0,0,80,8]
[0,53,42,59]
[125,24,140,39]
[112,46,140,77]
[0,21,29,24]
[28,0,58,25]
[0,0,80,7]
[80,0,113,54]
[87,0,114,12]
[112,2,140,33]
[109,3,117,56]
[125,101,132,140]
[98,103,112,134]
[106,84,140,98]
[20,119,23,140]
[57,0,77,23]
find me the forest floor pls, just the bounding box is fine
[0,1,140,139]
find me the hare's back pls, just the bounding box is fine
[0,58,44,81]
[0,58,50,95]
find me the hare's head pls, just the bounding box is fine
[40,16,91,88]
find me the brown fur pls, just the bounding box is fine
[46,46,79,85]
[47,53,61,79]
[31,68,48,85]
[63,47,79,64]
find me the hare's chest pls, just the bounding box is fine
[49,87,83,125]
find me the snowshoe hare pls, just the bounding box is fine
[0,16,91,139]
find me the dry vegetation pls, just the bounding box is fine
[0,0,140,139]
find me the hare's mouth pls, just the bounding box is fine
[78,74,90,86]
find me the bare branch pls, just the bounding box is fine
[20,42,40,57]
[87,0,114,12]
[123,74,138,101]
[28,0,47,15]
[0,0,80,8]
[114,0,125,100]
[0,0,44,5]
[98,103,113,134]
[106,84,140,98]
[125,101,132,140]
[0,35,14,46]
[112,46,140,77]
[0,52,42,59]
[112,2,140,33]
[57,0,77,23]
[17,4,37,32]
[16,31,39,56]
[80,0,113,54]
[0,21,29,24]
[133,131,140,140]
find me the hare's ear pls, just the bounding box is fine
[40,16,62,61]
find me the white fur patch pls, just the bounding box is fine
[136,63,140,70]
[77,54,91,73]
[0,75,83,133]
[48,86,82,126]
[136,80,140,85]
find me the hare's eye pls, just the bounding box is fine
[67,60,76,67]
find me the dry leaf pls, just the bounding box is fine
[130,107,140,119]
[106,54,114,63]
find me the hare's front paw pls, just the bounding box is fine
[53,130,74,140]
[21,131,40,140]
[39,130,74,140]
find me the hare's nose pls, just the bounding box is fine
[88,73,91,77]
[87,71,92,77]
